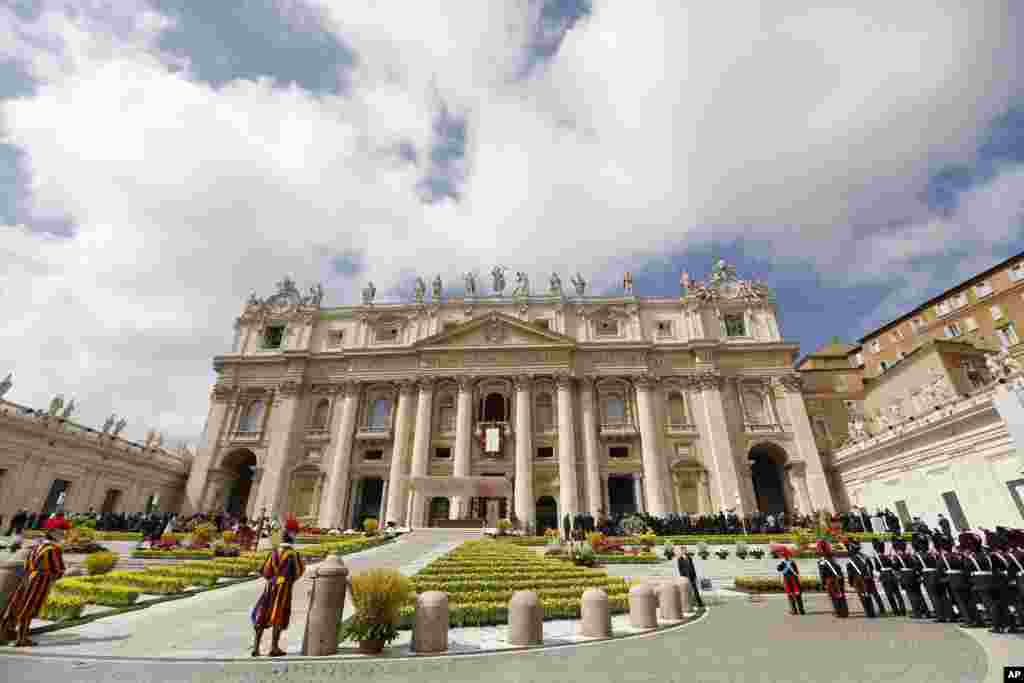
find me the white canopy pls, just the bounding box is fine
[407,476,513,498]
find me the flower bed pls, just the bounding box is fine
[132,548,215,560]
[595,553,660,564]
[79,571,188,595]
[40,594,86,621]
[52,578,141,607]
[397,539,631,628]
[492,536,549,546]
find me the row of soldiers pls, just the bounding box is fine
[809,528,1024,633]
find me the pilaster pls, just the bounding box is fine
[689,371,745,514]
[408,377,435,527]
[514,375,536,530]
[777,374,835,513]
[578,376,603,518]
[451,376,474,519]
[318,382,361,528]
[634,375,668,515]
[384,381,416,526]
[555,374,580,517]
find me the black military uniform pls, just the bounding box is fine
[872,539,906,616]
[893,537,931,619]
[991,529,1021,633]
[978,530,1011,633]
[920,534,954,623]
[817,540,849,618]
[951,532,985,628]
[964,531,1003,632]
[934,534,961,623]
[1007,530,1024,630]
[845,540,884,617]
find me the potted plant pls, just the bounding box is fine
[735,540,748,560]
[714,547,730,559]
[749,546,765,559]
[697,541,710,560]
[363,517,379,537]
[342,568,412,654]
[496,518,512,536]
[570,542,596,567]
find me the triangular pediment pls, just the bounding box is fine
[417,312,577,349]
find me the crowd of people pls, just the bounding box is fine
[778,526,1024,635]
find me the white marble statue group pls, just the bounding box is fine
[986,347,1023,380]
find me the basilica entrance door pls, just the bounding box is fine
[536,496,558,534]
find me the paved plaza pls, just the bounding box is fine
[0,533,1013,683]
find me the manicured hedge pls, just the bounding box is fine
[733,576,853,593]
[659,532,910,546]
[132,549,215,560]
[79,571,188,595]
[595,553,661,564]
[53,578,141,607]
[40,594,86,621]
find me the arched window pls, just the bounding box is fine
[311,399,330,430]
[536,392,554,431]
[482,393,506,422]
[238,401,263,433]
[368,398,392,430]
[438,393,456,432]
[667,392,687,427]
[604,395,626,424]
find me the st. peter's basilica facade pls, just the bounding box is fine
[183,262,836,532]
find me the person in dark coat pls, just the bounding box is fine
[871,539,905,616]
[937,514,952,539]
[817,540,849,618]
[6,509,27,537]
[776,546,805,615]
[990,528,1021,633]
[951,531,985,628]
[676,546,704,608]
[978,530,1011,633]
[845,539,884,617]
[893,536,930,619]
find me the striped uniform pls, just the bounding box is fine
[2,541,65,625]
[251,547,305,630]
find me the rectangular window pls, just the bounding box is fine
[364,449,383,461]
[941,491,970,531]
[990,305,1004,321]
[434,447,451,459]
[893,500,912,527]
[963,316,978,332]
[974,280,993,298]
[655,320,673,338]
[870,339,881,353]
[609,446,630,459]
[935,300,950,317]
[1010,262,1024,282]
[910,317,925,334]
[596,319,619,337]
[327,330,345,349]
[852,352,864,367]
[262,325,285,349]
[996,322,1020,348]
[891,328,904,342]
[944,322,963,338]
[723,314,746,337]
[533,319,550,330]
[954,293,968,309]
[536,446,554,459]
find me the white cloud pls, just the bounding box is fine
[1,2,1022,445]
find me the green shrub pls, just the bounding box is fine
[53,578,140,606]
[81,571,188,595]
[85,551,119,575]
[40,594,86,621]
[734,576,832,593]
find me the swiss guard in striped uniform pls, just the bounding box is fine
[251,519,305,657]
[817,539,849,618]
[1,514,67,647]
[775,546,805,615]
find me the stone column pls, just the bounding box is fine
[408,378,435,528]
[384,381,416,527]
[633,474,645,514]
[183,387,234,516]
[347,479,361,530]
[777,375,835,513]
[785,462,812,516]
[634,376,669,516]
[697,471,710,516]
[579,377,604,518]
[556,375,580,517]
[451,376,474,519]
[514,375,536,530]
[690,372,745,514]
[253,381,303,518]
[318,382,361,529]
[602,473,611,514]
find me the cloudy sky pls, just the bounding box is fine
[2,1,1023,447]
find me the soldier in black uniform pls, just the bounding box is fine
[963,530,1004,632]
[893,536,931,619]
[817,539,849,618]
[871,538,906,616]
[991,528,1022,632]
[845,539,884,617]
[980,529,1012,633]
[933,533,961,623]
[1007,529,1024,630]
[920,532,954,623]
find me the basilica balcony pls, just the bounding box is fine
[666,420,697,436]
[356,423,392,441]
[304,427,332,443]
[744,421,783,435]
[474,421,513,438]
[228,428,263,444]
[600,420,638,440]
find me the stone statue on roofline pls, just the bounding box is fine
[679,271,690,296]
[432,274,443,301]
[102,414,116,434]
[995,347,1023,377]
[305,283,324,306]
[0,372,12,399]
[113,417,127,437]
[145,429,156,448]
[361,281,376,304]
[463,271,477,297]
[60,399,76,419]
[570,272,586,297]
[154,431,163,449]
[512,271,529,297]
[48,394,64,417]
[413,276,426,303]
[623,271,633,295]
[491,266,507,295]
[709,258,737,285]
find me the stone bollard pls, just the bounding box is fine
[508,590,543,646]
[580,588,611,638]
[412,591,449,654]
[677,577,693,614]
[658,582,683,622]
[300,554,349,656]
[628,584,657,629]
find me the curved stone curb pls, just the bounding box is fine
[0,607,709,665]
